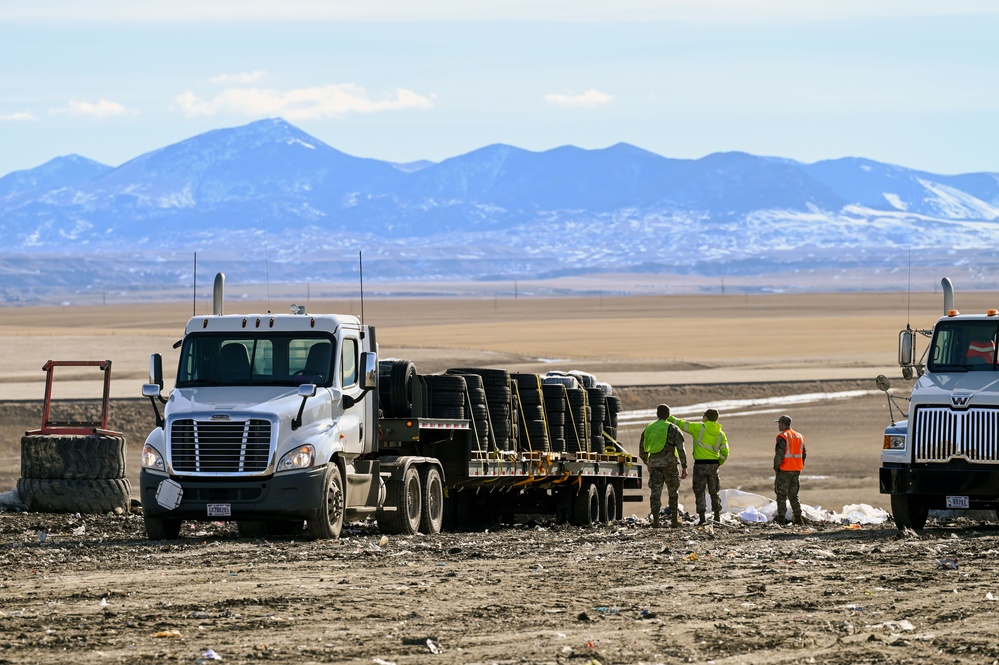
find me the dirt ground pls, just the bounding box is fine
[2,291,996,664]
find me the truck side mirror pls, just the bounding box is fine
[898,330,915,367]
[149,353,164,391]
[359,352,377,391]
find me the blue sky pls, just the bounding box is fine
[1,0,997,177]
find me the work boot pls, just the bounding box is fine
[774,516,787,526]
[697,512,706,526]
[670,515,680,528]
[652,514,661,529]
[792,514,804,526]
[713,510,721,524]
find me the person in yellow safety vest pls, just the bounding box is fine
[668,408,728,525]
[639,404,688,528]
[773,414,807,526]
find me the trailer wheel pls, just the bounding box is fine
[890,493,929,530]
[599,482,618,523]
[419,466,444,534]
[145,515,182,540]
[378,465,422,535]
[571,482,600,526]
[17,477,130,514]
[307,463,345,539]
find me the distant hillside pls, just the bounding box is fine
[1,118,998,302]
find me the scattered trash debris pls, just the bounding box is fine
[934,557,959,570]
[199,648,223,661]
[425,638,442,654]
[153,629,182,638]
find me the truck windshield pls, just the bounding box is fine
[928,321,999,372]
[176,333,336,387]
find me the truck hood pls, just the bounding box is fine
[168,387,307,418]
[915,372,999,406]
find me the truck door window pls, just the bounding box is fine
[341,338,358,388]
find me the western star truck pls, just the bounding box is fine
[880,277,999,529]
[139,274,642,539]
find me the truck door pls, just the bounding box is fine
[338,336,364,455]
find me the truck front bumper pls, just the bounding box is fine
[140,466,327,521]
[880,464,999,506]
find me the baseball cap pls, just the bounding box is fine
[776,415,792,425]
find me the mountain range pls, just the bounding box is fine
[1,118,998,302]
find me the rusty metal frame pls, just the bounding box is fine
[26,360,122,436]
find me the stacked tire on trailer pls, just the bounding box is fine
[17,433,131,513]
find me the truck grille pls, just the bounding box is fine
[913,406,999,463]
[170,418,272,473]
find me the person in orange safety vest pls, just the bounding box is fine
[773,414,806,526]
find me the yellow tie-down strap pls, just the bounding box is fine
[602,430,635,465]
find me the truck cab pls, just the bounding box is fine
[139,306,379,540]
[880,280,999,529]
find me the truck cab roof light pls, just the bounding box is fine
[947,310,960,317]
[989,309,998,316]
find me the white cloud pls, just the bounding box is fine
[544,89,614,108]
[51,99,135,118]
[0,112,38,122]
[210,70,268,85]
[174,84,435,119]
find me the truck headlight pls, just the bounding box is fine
[277,445,315,472]
[141,444,165,471]
[883,435,906,450]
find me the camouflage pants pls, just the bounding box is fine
[648,465,681,516]
[692,463,721,514]
[775,470,801,520]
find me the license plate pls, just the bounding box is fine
[946,495,970,509]
[207,503,232,517]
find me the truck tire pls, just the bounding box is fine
[379,360,416,417]
[378,465,422,535]
[20,434,126,480]
[600,482,618,522]
[419,466,444,535]
[145,515,182,540]
[890,493,930,530]
[17,477,130,514]
[237,521,270,538]
[571,482,600,526]
[307,463,345,539]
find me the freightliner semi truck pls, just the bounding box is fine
[880,277,999,529]
[139,274,642,539]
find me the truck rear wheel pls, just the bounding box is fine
[571,482,600,526]
[378,465,422,535]
[599,482,618,523]
[419,466,444,534]
[307,463,345,539]
[890,493,929,530]
[145,515,182,540]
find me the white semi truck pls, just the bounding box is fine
[139,274,642,539]
[880,277,999,529]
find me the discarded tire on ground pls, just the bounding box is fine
[18,432,131,514]
[16,477,131,514]
[20,434,126,480]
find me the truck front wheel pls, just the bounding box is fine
[891,493,929,530]
[307,463,345,539]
